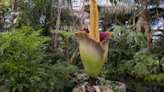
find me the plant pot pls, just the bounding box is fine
[75,70,126,92]
[98,77,126,92]
[114,81,126,92]
[72,85,113,92]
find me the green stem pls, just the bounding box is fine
[89,76,96,87]
[66,39,69,63]
[114,39,124,83]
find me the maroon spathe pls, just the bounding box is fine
[79,27,111,43]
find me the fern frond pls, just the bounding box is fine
[135,62,150,77]
[124,60,134,73]
[157,73,164,82]
[144,74,157,82]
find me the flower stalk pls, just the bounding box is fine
[114,38,125,83]
[90,0,99,42]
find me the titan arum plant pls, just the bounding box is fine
[75,0,113,85]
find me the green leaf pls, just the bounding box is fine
[157,73,164,82]
[134,34,141,48]
[51,30,75,39]
[124,29,131,36]
[137,31,147,46]
[114,0,117,5]
[145,55,157,65]
[1,0,12,4]
[19,84,23,91]
[21,83,29,88]
[29,76,41,81]
[113,26,123,37]
[0,43,10,54]
[126,31,146,47]
[12,86,18,92]
[144,74,157,82]
[124,60,134,73]
[0,86,9,92]
[126,32,133,44]
[135,62,150,77]
[110,0,113,3]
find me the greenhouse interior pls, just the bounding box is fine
[0,0,164,92]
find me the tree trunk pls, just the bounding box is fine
[115,16,117,25]
[11,0,18,30]
[80,0,82,10]
[12,0,17,12]
[43,0,52,36]
[102,21,106,31]
[70,0,76,30]
[54,0,62,52]
[81,0,86,28]
[12,0,17,23]
[138,0,151,47]
[106,0,108,6]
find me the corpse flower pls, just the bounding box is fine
[75,0,113,78]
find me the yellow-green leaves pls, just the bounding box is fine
[51,30,75,39]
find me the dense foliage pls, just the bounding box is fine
[0,26,79,92]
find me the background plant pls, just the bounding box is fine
[0,26,79,92]
[17,0,80,36]
[50,30,80,65]
[0,26,50,74]
[102,25,147,76]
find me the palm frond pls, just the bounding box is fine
[100,5,134,16]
